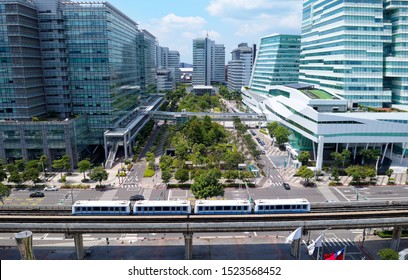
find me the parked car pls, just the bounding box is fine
[29,192,45,198]
[282,183,291,190]
[44,186,58,191]
[130,194,145,201]
[250,130,256,136]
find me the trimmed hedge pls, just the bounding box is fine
[143,168,155,177]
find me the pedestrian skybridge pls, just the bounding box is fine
[150,111,266,122]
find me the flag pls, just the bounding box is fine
[285,227,302,243]
[324,248,345,260]
[307,234,323,255]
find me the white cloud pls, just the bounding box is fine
[207,0,274,16]
[160,13,206,29]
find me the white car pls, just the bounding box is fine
[44,186,58,191]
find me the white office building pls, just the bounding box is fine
[227,43,254,92]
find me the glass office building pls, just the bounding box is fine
[250,34,301,95]
[0,0,154,166]
[300,0,408,107]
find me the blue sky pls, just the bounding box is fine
[107,0,302,63]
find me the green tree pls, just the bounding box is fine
[191,170,224,199]
[15,159,26,172]
[159,155,173,171]
[331,150,351,168]
[377,248,399,260]
[39,155,48,177]
[297,151,310,166]
[273,126,290,146]
[161,169,172,183]
[174,169,189,183]
[386,168,394,178]
[345,165,374,185]
[8,172,22,185]
[22,168,40,186]
[52,154,71,177]
[78,159,92,181]
[26,160,40,171]
[89,166,108,186]
[360,149,380,165]
[331,168,340,184]
[267,121,279,138]
[296,166,314,186]
[0,183,11,204]
[0,165,7,182]
[5,164,18,174]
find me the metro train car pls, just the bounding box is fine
[133,200,191,215]
[194,199,251,215]
[72,200,131,215]
[253,198,310,214]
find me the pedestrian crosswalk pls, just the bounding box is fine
[121,183,143,189]
[303,237,354,247]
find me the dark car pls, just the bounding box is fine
[250,130,256,136]
[29,191,44,198]
[282,183,291,190]
[130,194,145,201]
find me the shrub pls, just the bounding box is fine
[143,168,155,177]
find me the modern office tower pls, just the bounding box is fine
[168,50,180,84]
[157,46,180,85]
[0,0,158,166]
[0,0,47,120]
[227,43,254,91]
[35,0,71,119]
[192,37,225,85]
[142,30,158,93]
[250,34,301,95]
[62,2,142,145]
[213,44,226,84]
[384,0,408,105]
[299,0,408,107]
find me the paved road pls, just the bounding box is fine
[0,229,378,260]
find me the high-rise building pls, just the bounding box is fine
[0,0,47,120]
[157,46,180,86]
[192,37,225,86]
[299,0,408,107]
[141,30,158,93]
[227,43,254,91]
[0,0,158,166]
[250,34,301,95]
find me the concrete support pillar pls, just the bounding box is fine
[124,134,128,159]
[365,143,369,150]
[401,143,407,164]
[346,143,349,150]
[183,232,193,260]
[74,233,84,260]
[390,143,394,157]
[381,143,389,164]
[312,141,317,161]
[316,136,325,171]
[353,144,357,160]
[390,227,402,252]
[336,143,339,153]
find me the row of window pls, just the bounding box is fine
[197,206,249,211]
[75,206,128,212]
[257,205,308,210]
[134,206,189,212]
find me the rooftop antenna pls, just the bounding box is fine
[206,30,209,39]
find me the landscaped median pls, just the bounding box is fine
[143,167,155,177]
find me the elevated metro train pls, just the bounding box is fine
[71,198,311,215]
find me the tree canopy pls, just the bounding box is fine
[191,170,224,199]
[89,166,108,186]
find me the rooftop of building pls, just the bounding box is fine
[286,83,339,100]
